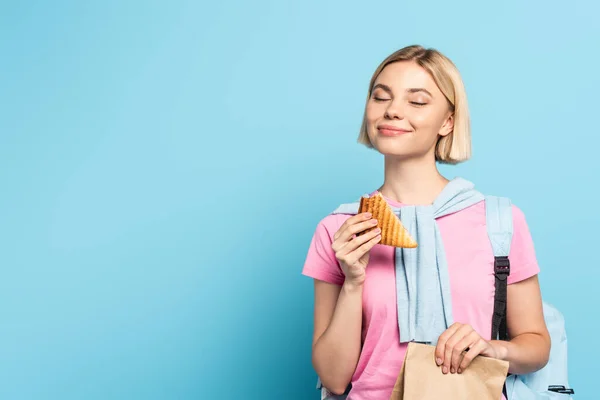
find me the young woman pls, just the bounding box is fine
[302,45,550,400]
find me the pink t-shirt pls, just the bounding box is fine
[302,192,540,400]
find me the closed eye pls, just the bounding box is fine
[410,101,427,106]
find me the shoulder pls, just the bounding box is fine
[510,203,528,225]
[474,195,529,221]
[485,196,530,227]
[449,196,532,237]
[483,197,539,282]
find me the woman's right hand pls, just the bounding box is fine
[331,212,382,287]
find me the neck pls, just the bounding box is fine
[377,156,450,205]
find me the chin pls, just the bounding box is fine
[370,140,415,157]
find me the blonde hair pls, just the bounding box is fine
[358,45,471,164]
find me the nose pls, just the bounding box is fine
[384,100,404,120]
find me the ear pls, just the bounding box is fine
[439,113,454,137]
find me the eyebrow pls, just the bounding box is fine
[372,84,433,97]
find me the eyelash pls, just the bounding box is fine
[373,97,427,106]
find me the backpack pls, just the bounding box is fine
[315,196,574,399]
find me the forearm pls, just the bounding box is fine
[313,282,364,394]
[491,332,550,375]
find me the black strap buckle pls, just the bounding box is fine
[548,385,574,394]
[494,256,510,280]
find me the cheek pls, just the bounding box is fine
[365,103,383,123]
[408,108,448,134]
[408,109,436,129]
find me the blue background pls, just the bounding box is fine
[1,1,597,399]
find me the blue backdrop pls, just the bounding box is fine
[1,1,597,399]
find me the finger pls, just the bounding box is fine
[347,217,379,240]
[333,212,372,241]
[458,338,488,373]
[334,225,381,264]
[443,324,473,374]
[450,331,479,373]
[333,218,377,250]
[435,323,462,367]
[348,231,382,261]
[344,226,382,254]
[333,217,367,252]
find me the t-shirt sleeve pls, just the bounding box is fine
[507,205,540,284]
[302,215,346,286]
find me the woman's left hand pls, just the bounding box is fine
[434,322,504,374]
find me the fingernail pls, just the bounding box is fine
[370,219,378,225]
[374,228,381,233]
[436,358,442,365]
[451,368,455,374]
[365,212,372,218]
[458,368,462,374]
[442,366,448,374]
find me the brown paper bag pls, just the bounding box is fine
[390,342,509,400]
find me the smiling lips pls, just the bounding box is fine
[377,125,411,136]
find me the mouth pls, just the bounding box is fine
[377,125,412,137]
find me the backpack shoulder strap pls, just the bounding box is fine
[484,195,513,341]
[485,195,513,257]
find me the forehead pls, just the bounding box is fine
[373,61,439,93]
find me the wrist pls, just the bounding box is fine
[342,280,364,294]
[489,340,510,361]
